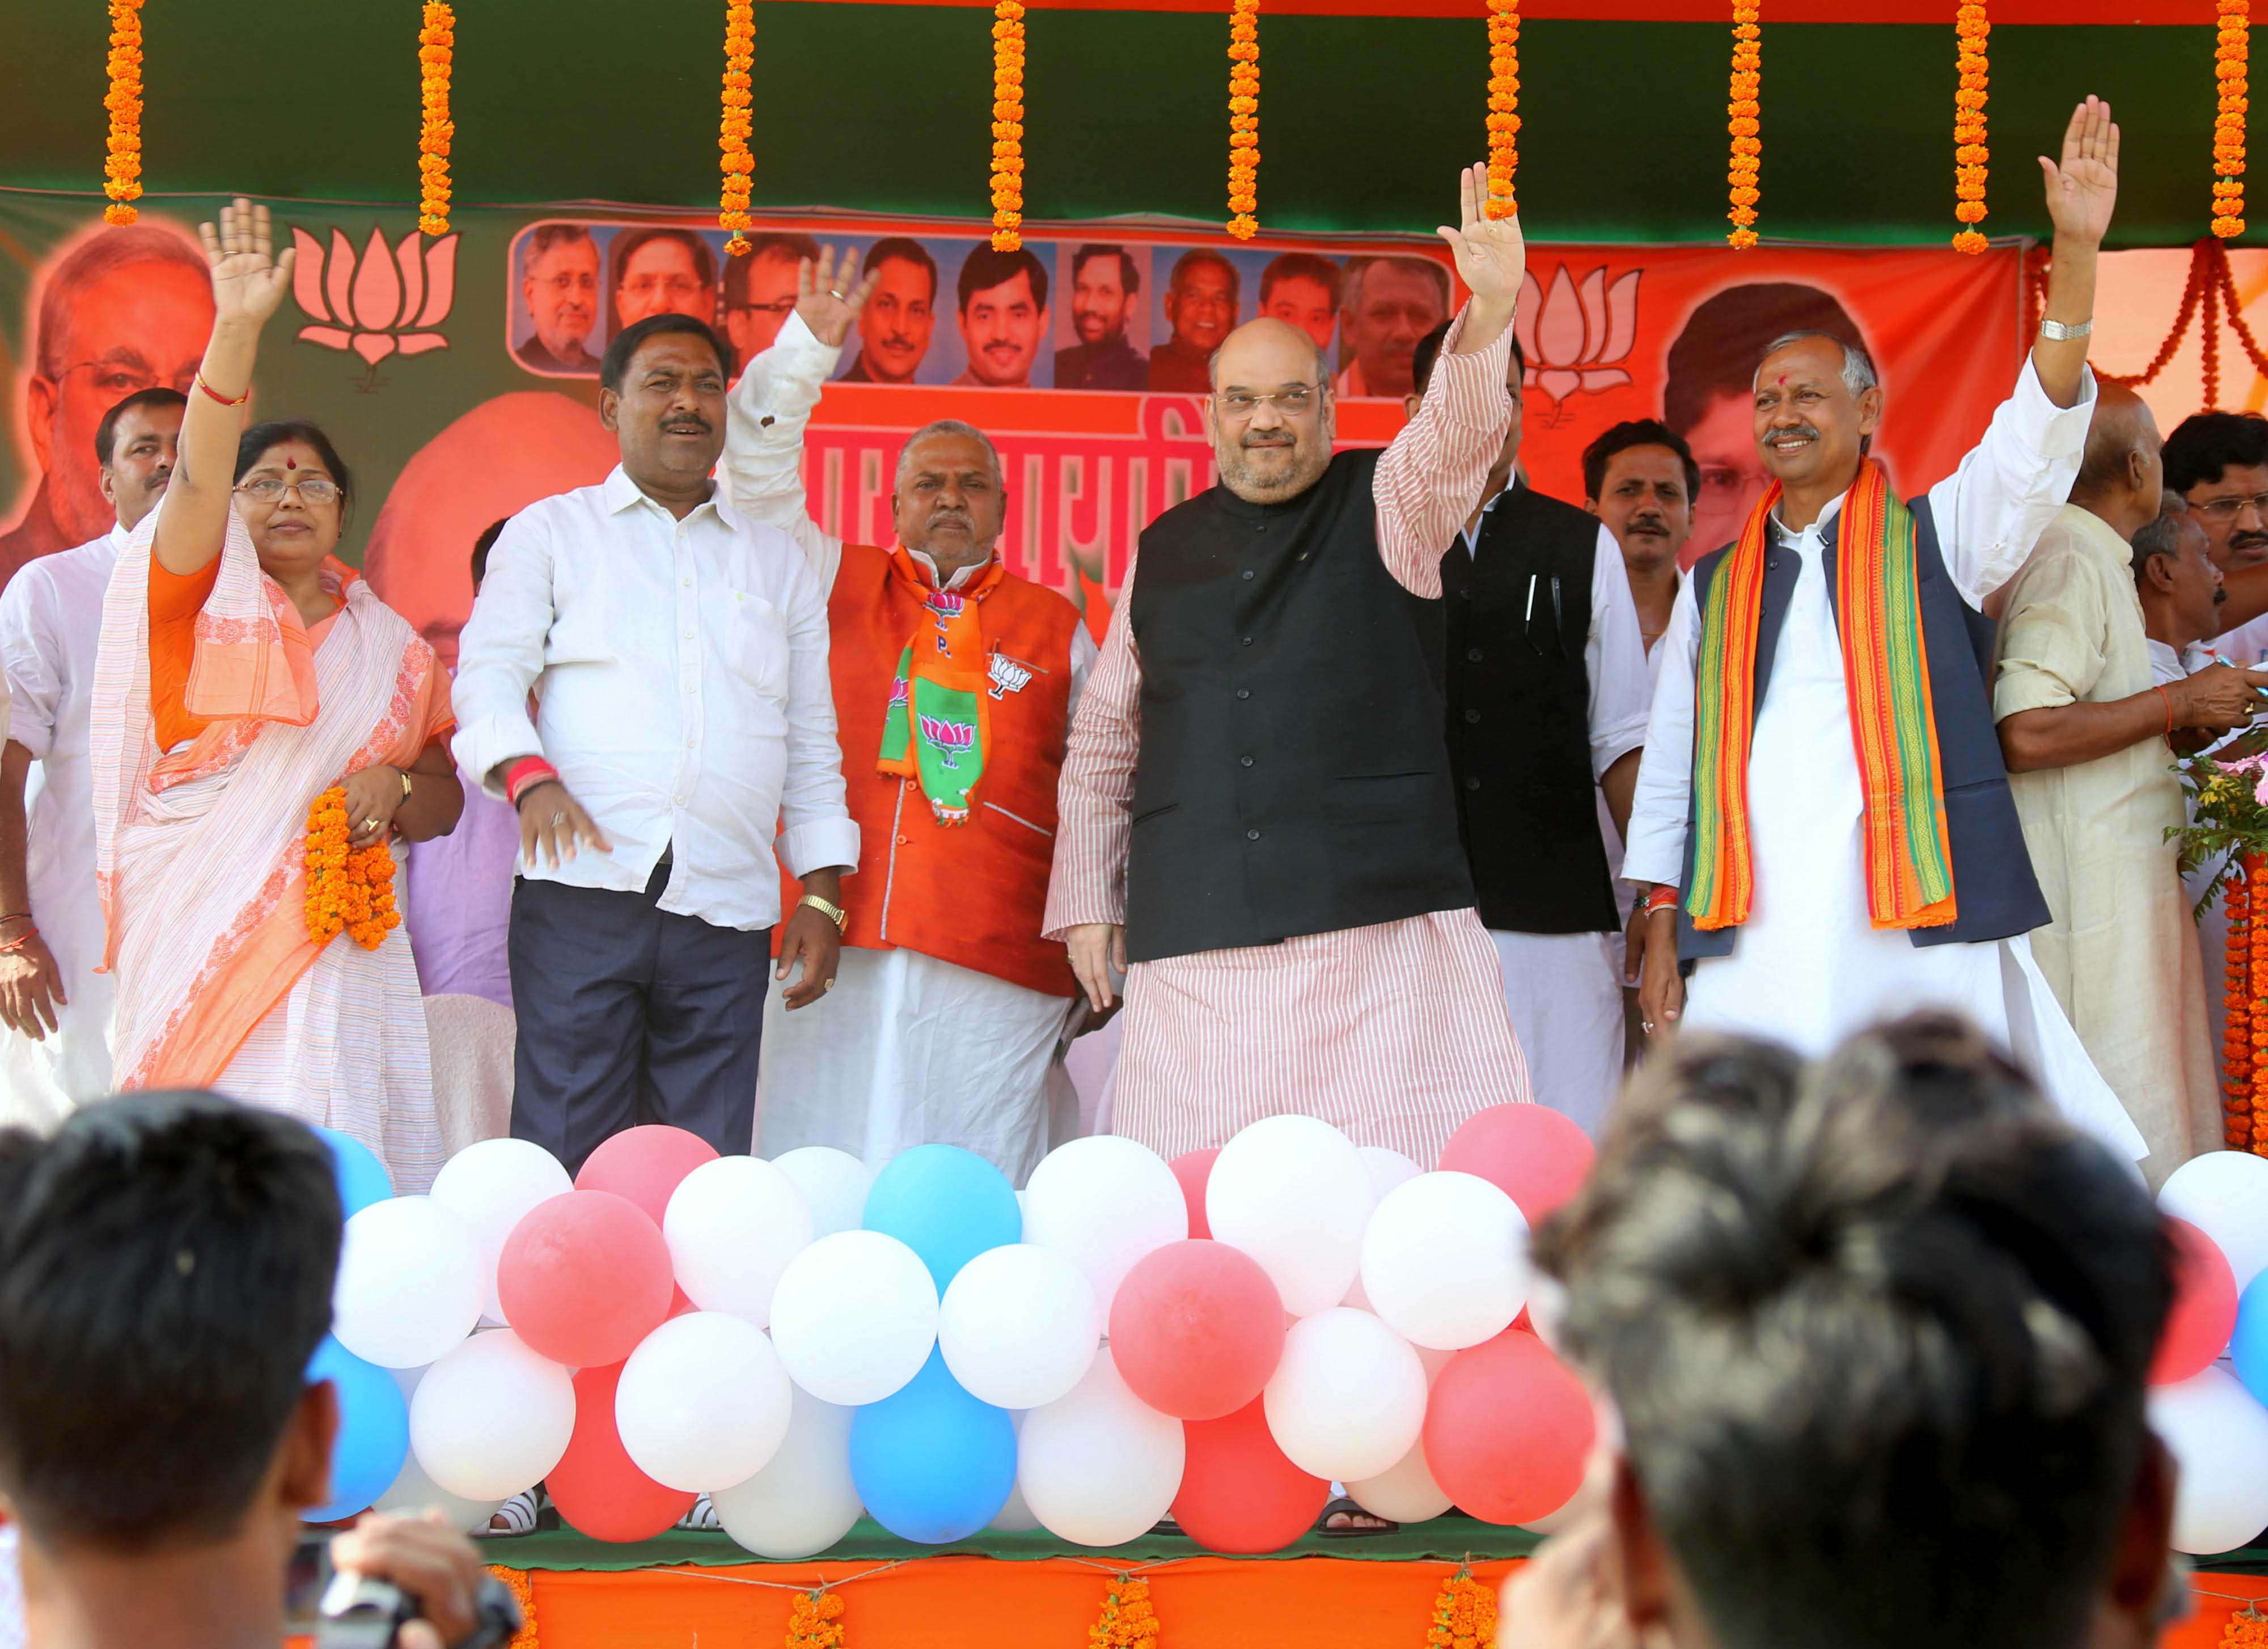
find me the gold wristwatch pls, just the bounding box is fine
[798,892,848,933]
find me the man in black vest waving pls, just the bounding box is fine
[1046,163,1535,1166]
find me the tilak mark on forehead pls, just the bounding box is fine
[285,455,296,469]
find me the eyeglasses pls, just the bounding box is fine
[58,359,197,399]
[534,272,597,295]
[2191,491,2268,523]
[236,476,341,506]
[729,297,797,318]
[1216,385,1321,417]
[621,275,711,304]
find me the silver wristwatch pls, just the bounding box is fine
[2037,316,2093,342]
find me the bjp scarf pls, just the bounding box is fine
[1688,458,1957,932]
[879,546,1006,825]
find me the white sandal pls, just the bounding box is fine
[476,1490,540,1538]
[675,1493,720,1532]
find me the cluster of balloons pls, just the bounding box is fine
[308,1104,1602,1555]
[2147,1150,2268,1557]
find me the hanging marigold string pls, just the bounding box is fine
[1227,0,1260,239]
[2249,850,2268,1155]
[1425,1567,1499,1649]
[1088,1575,1159,1648]
[2216,0,2250,239]
[102,0,145,226]
[303,788,401,952]
[720,1,756,256]
[2094,235,2268,408]
[2223,1602,2268,1646]
[1485,0,1520,219]
[2229,866,2256,1150]
[1951,2,1988,253]
[1726,0,1762,249]
[784,1588,845,1649]
[416,4,455,237]
[990,1,1026,251]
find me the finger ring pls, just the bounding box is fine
[361,816,382,833]
[1641,1020,1656,1034]
[551,812,566,826]
[828,289,845,300]
[823,978,835,991]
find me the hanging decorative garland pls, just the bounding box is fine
[1088,1575,1160,1648]
[991,1,1026,251]
[417,4,455,238]
[785,1588,845,1649]
[1726,0,1762,249]
[2176,761,2268,1158]
[1951,1,1988,254]
[2216,0,2250,240]
[102,0,145,226]
[1227,0,1260,240]
[720,1,756,257]
[1425,1567,1499,1649]
[1485,0,1519,220]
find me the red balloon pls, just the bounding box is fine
[1424,1329,1593,1525]
[497,1190,674,1368]
[1173,1399,1330,1554]
[2152,1216,2240,1385]
[1110,1240,1285,1420]
[1439,1105,1596,1224]
[546,1361,695,1542]
[574,1125,720,1227]
[1171,1149,1220,1240]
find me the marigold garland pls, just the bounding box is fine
[990,1,1027,252]
[2248,849,2268,1155]
[1726,0,1762,249]
[1952,2,1989,254]
[785,1588,845,1649]
[416,4,455,238]
[2229,864,2257,1149]
[1485,0,1520,220]
[2216,0,2250,239]
[1088,1575,1159,1648]
[720,1,756,257]
[102,0,145,227]
[2224,1603,2268,1647]
[1227,0,1260,240]
[1426,1570,1498,1649]
[303,787,401,952]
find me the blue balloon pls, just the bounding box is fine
[306,1336,409,1522]
[2235,1270,2268,1408]
[861,1143,1021,1290]
[315,1126,394,1219]
[849,1347,1017,1544]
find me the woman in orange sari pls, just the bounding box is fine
[91,200,462,1189]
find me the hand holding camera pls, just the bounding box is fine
[316,1511,520,1649]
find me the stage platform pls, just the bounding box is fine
[478,1521,2268,1649]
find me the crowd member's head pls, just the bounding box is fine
[855,237,939,383]
[1207,319,1334,507]
[1664,282,1867,556]
[1259,253,1343,354]
[606,227,717,334]
[1162,250,1241,360]
[1533,1015,2177,1649]
[518,224,600,366]
[231,419,357,586]
[1750,329,1882,500]
[1069,246,1140,350]
[720,231,820,367]
[892,419,1006,578]
[1339,256,1450,399]
[471,515,510,597]
[1410,319,1525,493]
[2162,410,2268,573]
[1583,419,1698,575]
[2135,501,2225,652]
[600,315,731,503]
[94,386,187,537]
[955,246,1050,388]
[2068,383,2165,541]
[10,224,213,558]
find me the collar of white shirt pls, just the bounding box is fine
[599,464,744,532]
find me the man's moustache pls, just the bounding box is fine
[1241,433,1296,450]
[1627,514,1668,536]
[2232,531,2268,551]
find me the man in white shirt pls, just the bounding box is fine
[0,386,184,1126]
[2161,410,2268,669]
[452,314,858,1168]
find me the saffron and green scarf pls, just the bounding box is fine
[1688,459,1957,933]
[878,546,1006,825]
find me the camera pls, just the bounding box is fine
[284,1534,523,1649]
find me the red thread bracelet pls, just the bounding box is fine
[0,925,41,956]
[1644,885,1679,914]
[506,756,559,808]
[193,371,249,408]
[2155,684,2176,738]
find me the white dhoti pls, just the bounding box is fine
[1490,929,1624,1138]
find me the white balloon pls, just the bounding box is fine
[615,1312,793,1494]
[2160,1152,2268,1292]
[1356,1146,1423,1202]
[768,1230,939,1405]
[408,1330,575,1500]
[989,1414,1040,1533]
[1263,1307,1427,1483]
[710,1383,862,1558]
[1208,1116,1374,1317]
[1020,1137,1187,1320]
[1347,1437,1452,1524]
[2149,1366,2268,1555]
[1359,1172,1531,1350]
[938,1244,1101,1410]
[1018,1346,1186,1547]
[428,1141,573,1324]
[664,1156,814,1328]
[769,1146,874,1239]
[375,1367,505,1533]
[333,1197,486,1370]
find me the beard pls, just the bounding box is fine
[1214,409,1335,505]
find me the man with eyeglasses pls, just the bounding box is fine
[514,224,601,375]
[1049,164,1536,1167]
[2161,410,2268,669]
[721,231,819,379]
[0,223,211,588]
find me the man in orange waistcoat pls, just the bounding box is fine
[722,249,1097,1181]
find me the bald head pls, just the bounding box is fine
[1210,317,1330,393]
[1205,318,1337,506]
[2071,383,2164,537]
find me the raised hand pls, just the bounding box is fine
[795,245,882,350]
[196,197,297,329]
[2041,95,2119,248]
[1437,161,1526,310]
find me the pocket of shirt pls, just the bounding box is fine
[722,588,791,701]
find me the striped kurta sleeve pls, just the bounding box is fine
[1043,552,1143,939]
[1370,300,1517,597]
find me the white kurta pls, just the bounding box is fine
[0,525,123,1125]
[1623,361,2146,1161]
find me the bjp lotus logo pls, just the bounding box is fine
[291,227,457,388]
[1516,264,1641,416]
